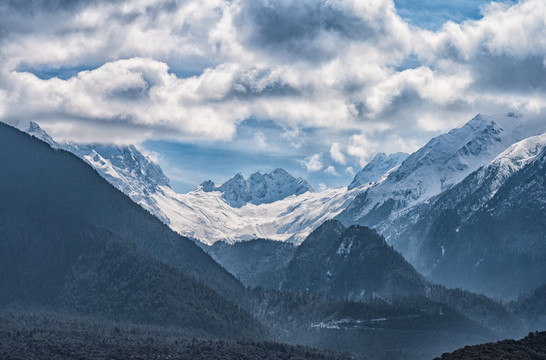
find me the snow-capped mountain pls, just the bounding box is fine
[25,121,172,224]
[27,121,60,149]
[348,152,408,190]
[203,169,314,207]
[63,143,172,224]
[21,113,541,257]
[410,132,546,298]
[22,121,361,244]
[337,113,533,230]
[151,184,361,244]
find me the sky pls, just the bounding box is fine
[0,0,544,192]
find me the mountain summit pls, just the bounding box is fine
[348,152,408,190]
[338,113,530,229]
[203,168,314,207]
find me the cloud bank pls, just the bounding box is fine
[1,0,545,162]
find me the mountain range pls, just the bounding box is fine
[3,120,529,360]
[24,112,546,300]
[0,122,267,340]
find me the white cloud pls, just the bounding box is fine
[345,166,355,177]
[318,182,327,191]
[330,142,346,165]
[301,153,322,172]
[0,0,545,151]
[346,133,379,167]
[253,131,267,147]
[324,165,338,176]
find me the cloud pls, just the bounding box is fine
[301,153,322,172]
[324,165,338,176]
[329,142,346,164]
[0,58,246,143]
[253,131,267,147]
[346,133,378,167]
[345,166,355,177]
[0,0,544,155]
[318,182,327,191]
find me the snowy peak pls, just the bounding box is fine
[456,131,546,206]
[387,113,525,197]
[65,143,170,192]
[338,113,534,228]
[199,180,216,192]
[216,168,314,207]
[61,142,172,224]
[489,132,546,173]
[218,173,252,207]
[348,152,408,190]
[26,121,60,149]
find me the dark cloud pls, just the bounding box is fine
[0,0,124,13]
[225,70,301,100]
[0,0,101,42]
[106,85,151,102]
[471,55,546,93]
[236,0,379,62]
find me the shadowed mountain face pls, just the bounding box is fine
[200,239,297,290]
[510,283,546,332]
[1,122,248,307]
[417,143,546,299]
[281,220,428,301]
[270,221,521,340]
[0,122,267,340]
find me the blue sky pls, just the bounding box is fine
[144,119,362,191]
[0,0,544,193]
[394,0,516,29]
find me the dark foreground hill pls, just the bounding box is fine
[0,122,248,308]
[0,122,267,340]
[435,331,546,360]
[250,290,496,360]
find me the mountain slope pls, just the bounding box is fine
[0,122,267,340]
[281,220,429,300]
[0,122,250,309]
[278,220,521,339]
[201,239,297,290]
[414,133,546,298]
[510,283,546,331]
[348,152,408,190]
